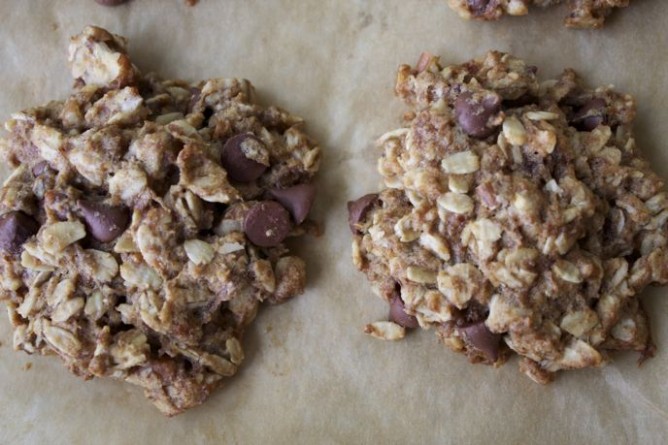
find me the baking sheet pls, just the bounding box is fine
[1,0,667,443]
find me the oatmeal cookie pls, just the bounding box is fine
[350,51,668,383]
[0,26,321,415]
[447,0,631,28]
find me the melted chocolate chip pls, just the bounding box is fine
[454,92,501,138]
[458,321,501,362]
[571,98,607,131]
[347,193,379,234]
[243,201,292,247]
[220,134,268,183]
[269,183,316,225]
[0,211,40,254]
[78,200,130,243]
[389,294,419,329]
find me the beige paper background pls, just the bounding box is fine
[0,0,667,443]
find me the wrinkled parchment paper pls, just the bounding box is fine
[1,1,667,443]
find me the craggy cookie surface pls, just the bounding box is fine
[350,51,668,383]
[0,26,320,415]
[448,0,631,28]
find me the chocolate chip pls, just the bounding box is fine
[347,193,379,234]
[467,0,490,14]
[389,294,419,329]
[243,201,292,247]
[458,321,501,362]
[269,183,316,225]
[78,200,130,243]
[455,92,501,138]
[220,134,268,183]
[571,98,607,131]
[0,211,40,254]
[95,0,130,6]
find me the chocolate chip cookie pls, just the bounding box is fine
[0,26,320,415]
[350,51,668,383]
[448,0,631,28]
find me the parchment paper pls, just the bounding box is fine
[1,1,667,443]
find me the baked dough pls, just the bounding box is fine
[0,26,320,415]
[350,51,667,383]
[447,0,631,28]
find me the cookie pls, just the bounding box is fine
[447,0,631,28]
[350,51,668,383]
[0,26,321,415]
